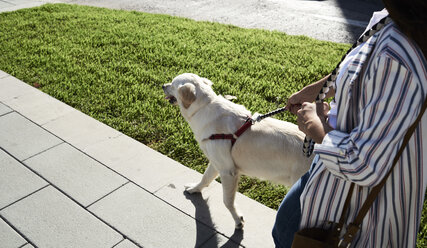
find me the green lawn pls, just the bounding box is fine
[0,4,425,246]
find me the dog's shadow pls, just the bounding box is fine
[184,191,244,248]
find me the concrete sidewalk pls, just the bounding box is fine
[0,69,277,248]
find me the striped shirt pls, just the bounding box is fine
[300,21,427,247]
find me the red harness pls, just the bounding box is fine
[208,117,253,146]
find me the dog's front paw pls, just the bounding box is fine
[184,183,202,194]
[235,216,245,229]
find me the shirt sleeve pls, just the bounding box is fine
[314,53,423,187]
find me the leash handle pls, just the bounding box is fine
[303,16,392,157]
[302,137,315,157]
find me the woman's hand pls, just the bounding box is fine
[286,74,334,115]
[297,102,333,143]
[286,86,320,115]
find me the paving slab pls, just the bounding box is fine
[154,169,221,226]
[0,70,9,79]
[0,76,40,102]
[24,143,128,207]
[155,173,276,247]
[154,171,276,248]
[3,85,76,126]
[0,112,62,161]
[42,109,123,150]
[0,74,75,125]
[0,218,27,248]
[88,183,216,248]
[83,133,194,193]
[209,188,276,248]
[0,102,12,116]
[153,169,265,247]
[0,186,123,248]
[0,149,48,210]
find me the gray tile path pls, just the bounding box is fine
[0,69,277,247]
[0,60,277,248]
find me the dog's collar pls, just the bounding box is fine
[208,116,253,146]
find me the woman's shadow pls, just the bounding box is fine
[184,191,244,248]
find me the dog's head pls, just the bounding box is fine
[162,73,215,113]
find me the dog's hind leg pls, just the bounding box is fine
[185,163,219,194]
[220,171,244,229]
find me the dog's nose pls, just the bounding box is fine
[162,85,165,90]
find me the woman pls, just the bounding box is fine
[273,0,427,247]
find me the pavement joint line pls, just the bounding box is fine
[85,181,130,209]
[0,109,13,118]
[0,205,39,248]
[21,141,65,162]
[111,238,127,248]
[0,184,50,212]
[152,182,170,195]
[18,243,30,248]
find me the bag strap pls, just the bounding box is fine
[337,95,427,247]
[328,182,355,245]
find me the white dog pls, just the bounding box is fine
[162,73,312,228]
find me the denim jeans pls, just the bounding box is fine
[272,171,310,248]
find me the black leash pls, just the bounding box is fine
[253,106,288,123]
[253,16,392,157]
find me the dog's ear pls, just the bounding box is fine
[178,83,196,109]
[201,78,213,87]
